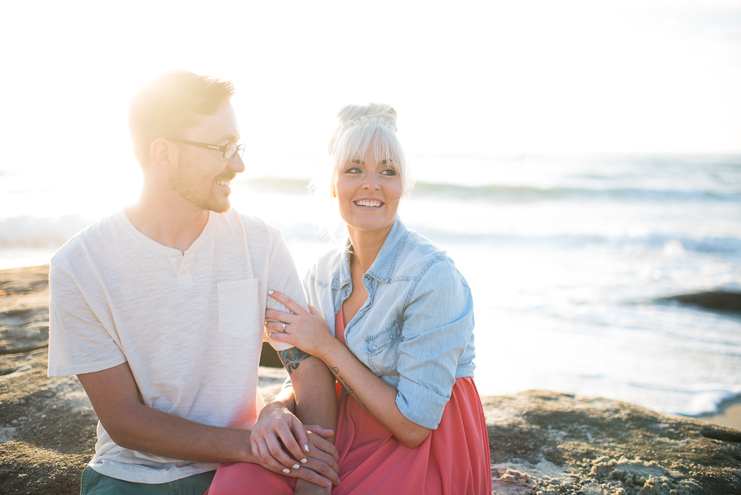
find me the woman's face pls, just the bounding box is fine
[333,144,403,237]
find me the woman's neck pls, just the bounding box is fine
[347,223,393,274]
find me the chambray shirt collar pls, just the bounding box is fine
[366,218,410,283]
[332,217,409,291]
[333,246,352,291]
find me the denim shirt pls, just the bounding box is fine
[303,218,476,429]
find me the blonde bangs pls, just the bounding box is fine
[330,123,412,200]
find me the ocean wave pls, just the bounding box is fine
[237,177,740,203]
[412,182,741,203]
[626,384,741,417]
[0,215,93,249]
[417,228,741,256]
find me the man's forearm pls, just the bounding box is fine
[77,364,256,465]
[105,402,256,463]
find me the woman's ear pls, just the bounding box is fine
[331,174,338,198]
[149,138,179,172]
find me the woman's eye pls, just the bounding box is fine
[381,168,397,176]
[344,167,362,174]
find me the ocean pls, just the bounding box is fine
[1,153,740,418]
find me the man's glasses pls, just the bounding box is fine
[170,139,246,160]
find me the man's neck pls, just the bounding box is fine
[124,190,212,254]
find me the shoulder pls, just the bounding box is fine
[51,214,121,271]
[395,228,460,281]
[223,209,276,235]
[391,229,471,308]
[304,247,343,287]
[219,209,286,244]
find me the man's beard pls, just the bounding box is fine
[168,163,232,213]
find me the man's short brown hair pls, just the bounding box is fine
[129,71,235,166]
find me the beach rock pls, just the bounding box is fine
[483,392,741,494]
[1,265,740,494]
[0,265,51,355]
[655,290,741,313]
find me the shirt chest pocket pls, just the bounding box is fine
[365,320,401,376]
[217,279,261,340]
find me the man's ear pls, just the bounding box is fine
[149,138,179,172]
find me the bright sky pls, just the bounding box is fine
[1,0,740,180]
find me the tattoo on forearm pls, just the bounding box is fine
[278,347,311,376]
[330,366,370,411]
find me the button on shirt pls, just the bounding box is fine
[303,218,476,429]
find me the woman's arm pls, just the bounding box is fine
[266,293,432,448]
[320,334,433,448]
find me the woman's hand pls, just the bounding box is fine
[265,290,336,360]
[250,401,340,487]
[250,401,311,469]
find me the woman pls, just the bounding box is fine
[209,104,490,494]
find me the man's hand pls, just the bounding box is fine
[251,401,340,488]
[295,478,332,495]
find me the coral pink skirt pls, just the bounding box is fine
[206,311,491,495]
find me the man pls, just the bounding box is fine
[47,71,338,495]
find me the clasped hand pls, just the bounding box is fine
[250,401,340,488]
[265,290,335,359]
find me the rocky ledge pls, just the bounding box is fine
[1,265,740,494]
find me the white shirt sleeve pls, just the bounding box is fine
[48,262,127,377]
[262,229,308,352]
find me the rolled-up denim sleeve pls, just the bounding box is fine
[395,259,474,429]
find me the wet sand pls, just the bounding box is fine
[697,397,741,431]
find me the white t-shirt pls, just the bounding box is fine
[48,208,304,483]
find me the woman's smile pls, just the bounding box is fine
[353,198,384,208]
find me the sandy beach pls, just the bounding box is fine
[2,264,740,494]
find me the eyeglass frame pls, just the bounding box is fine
[169,138,246,160]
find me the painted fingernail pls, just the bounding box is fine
[292,464,300,469]
[304,444,310,452]
[300,458,307,464]
[282,468,290,474]
[268,289,274,295]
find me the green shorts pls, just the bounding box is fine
[80,466,216,495]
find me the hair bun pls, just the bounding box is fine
[337,103,397,132]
